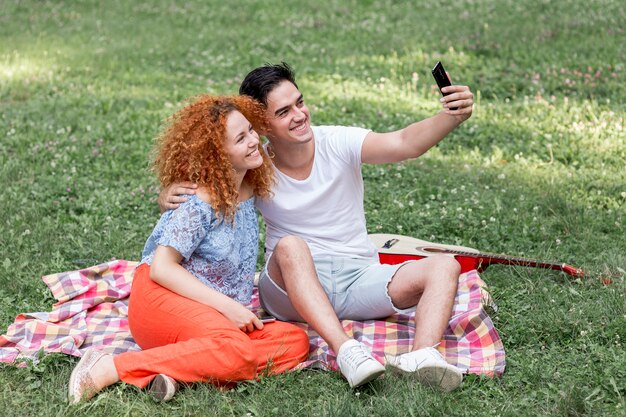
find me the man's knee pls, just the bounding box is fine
[273,235,311,262]
[404,255,460,286]
[391,256,460,292]
[425,256,461,293]
[269,236,312,285]
[432,255,461,278]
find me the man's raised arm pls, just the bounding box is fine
[361,84,473,165]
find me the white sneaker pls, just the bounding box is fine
[388,347,463,392]
[336,339,385,388]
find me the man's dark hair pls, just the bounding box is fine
[239,62,298,106]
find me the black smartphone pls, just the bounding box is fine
[431,61,457,110]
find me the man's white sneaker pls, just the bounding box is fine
[388,347,463,392]
[336,339,385,388]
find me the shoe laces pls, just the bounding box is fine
[393,347,442,370]
[342,343,373,369]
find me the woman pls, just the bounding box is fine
[68,95,310,403]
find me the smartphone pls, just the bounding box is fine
[256,311,276,323]
[431,61,457,110]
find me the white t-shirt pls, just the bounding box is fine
[256,125,378,260]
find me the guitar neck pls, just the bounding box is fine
[371,235,584,278]
[448,249,584,277]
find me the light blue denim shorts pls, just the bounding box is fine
[258,255,415,322]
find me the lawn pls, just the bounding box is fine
[0,0,624,416]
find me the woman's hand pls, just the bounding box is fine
[157,182,198,213]
[151,246,264,333]
[221,302,264,333]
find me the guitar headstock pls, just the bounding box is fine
[562,264,585,278]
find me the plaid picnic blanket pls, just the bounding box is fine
[0,260,505,376]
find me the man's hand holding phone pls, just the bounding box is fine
[431,61,474,122]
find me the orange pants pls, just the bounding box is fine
[113,264,310,388]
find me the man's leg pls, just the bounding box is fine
[263,236,384,387]
[267,236,349,354]
[387,255,460,350]
[386,255,463,391]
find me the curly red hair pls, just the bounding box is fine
[153,95,274,221]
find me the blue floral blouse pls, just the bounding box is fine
[140,195,258,305]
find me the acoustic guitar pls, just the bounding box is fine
[370,233,584,278]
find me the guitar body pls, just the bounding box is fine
[370,233,484,273]
[369,233,584,277]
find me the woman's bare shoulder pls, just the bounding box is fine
[195,187,213,204]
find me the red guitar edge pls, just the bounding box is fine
[372,235,584,278]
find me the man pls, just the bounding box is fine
[160,63,474,390]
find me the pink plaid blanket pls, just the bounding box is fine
[0,260,505,376]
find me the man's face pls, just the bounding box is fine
[263,80,313,145]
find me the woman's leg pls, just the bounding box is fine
[113,264,258,388]
[248,321,310,376]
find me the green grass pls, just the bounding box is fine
[1,0,624,415]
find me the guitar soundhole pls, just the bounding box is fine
[421,246,451,254]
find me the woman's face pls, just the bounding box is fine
[224,110,263,175]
